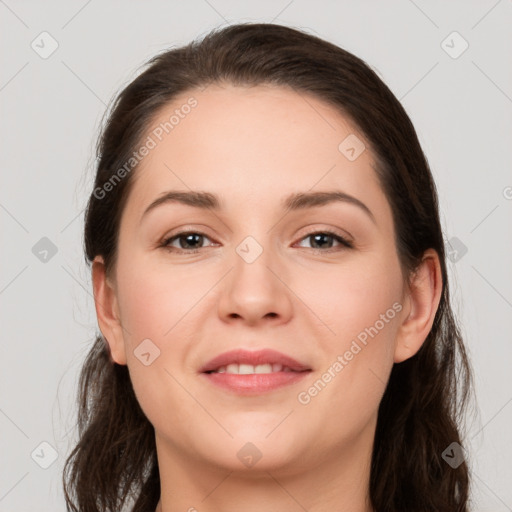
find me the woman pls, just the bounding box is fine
[63,22,473,512]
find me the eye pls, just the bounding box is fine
[160,231,216,254]
[295,230,353,252]
[160,229,353,254]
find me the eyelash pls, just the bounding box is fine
[160,229,354,254]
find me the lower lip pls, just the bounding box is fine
[201,371,311,395]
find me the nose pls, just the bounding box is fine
[217,243,294,327]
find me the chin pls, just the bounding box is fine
[201,432,305,472]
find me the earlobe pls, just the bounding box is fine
[91,256,127,365]
[393,249,443,363]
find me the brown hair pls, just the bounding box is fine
[63,22,474,511]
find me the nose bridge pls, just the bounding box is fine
[232,232,278,297]
[217,230,293,323]
[229,205,276,270]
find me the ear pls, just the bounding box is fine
[91,256,127,365]
[394,248,443,363]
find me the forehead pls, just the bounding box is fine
[124,83,387,222]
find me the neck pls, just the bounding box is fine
[154,419,376,512]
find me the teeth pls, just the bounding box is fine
[239,364,261,374]
[226,363,239,374]
[213,363,287,374]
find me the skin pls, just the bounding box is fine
[92,83,442,512]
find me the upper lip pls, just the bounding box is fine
[200,348,312,373]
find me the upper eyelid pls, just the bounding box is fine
[163,227,350,240]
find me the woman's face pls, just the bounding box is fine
[97,84,413,475]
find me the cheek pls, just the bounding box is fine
[114,257,206,427]
[114,255,212,408]
[295,251,403,344]
[116,253,210,341]
[294,253,402,408]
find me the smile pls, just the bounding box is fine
[206,363,298,374]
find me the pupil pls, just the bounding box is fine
[311,233,332,249]
[181,233,202,249]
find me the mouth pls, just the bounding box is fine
[199,349,312,395]
[204,363,305,375]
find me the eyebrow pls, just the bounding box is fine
[140,190,376,224]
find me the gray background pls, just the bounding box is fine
[1,1,511,510]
